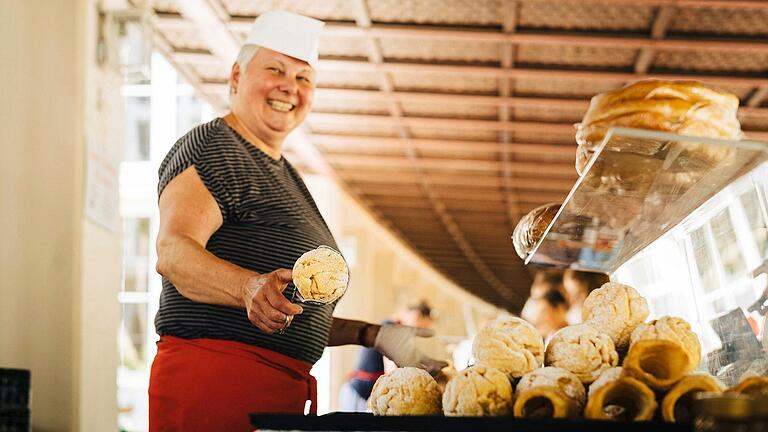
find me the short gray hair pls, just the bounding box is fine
[230,45,260,95]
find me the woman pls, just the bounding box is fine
[148,11,445,431]
[563,269,610,324]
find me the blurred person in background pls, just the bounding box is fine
[521,289,569,341]
[529,269,566,299]
[338,300,436,412]
[563,270,610,324]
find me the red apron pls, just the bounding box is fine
[148,336,317,432]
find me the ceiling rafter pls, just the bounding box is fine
[308,113,575,133]
[498,0,522,246]
[180,56,768,87]
[311,135,576,156]
[351,0,521,306]
[307,112,768,141]
[634,6,675,74]
[175,16,768,54]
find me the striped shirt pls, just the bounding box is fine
[155,117,339,364]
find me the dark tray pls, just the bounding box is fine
[250,412,692,431]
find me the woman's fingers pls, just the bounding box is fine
[264,272,303,316]
[243,269,303,333]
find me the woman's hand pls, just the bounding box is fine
[242,268,303,333]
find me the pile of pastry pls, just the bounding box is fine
[367,282,767,422]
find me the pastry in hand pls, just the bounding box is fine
[369,367,442,416]
[442,365,513,417]
[514,366,586,419]
[292,246,348,303]
[582,282,649,350]
[472,316,544,379]
[584,367,657,421]
[544,323,619,384]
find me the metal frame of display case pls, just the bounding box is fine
[250,412,691,431]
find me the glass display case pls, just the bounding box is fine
[527,127,768,387]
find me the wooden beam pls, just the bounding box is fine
[747,86,768,108]
[181,54,768,87]
[346,173,575,191]
[311,135,576,156]
[308,113,768,141]
[201,18,768,54]
[175,0,239,61]
[327,154,575,175]
[308,113,576,134]
[634,6,675,74]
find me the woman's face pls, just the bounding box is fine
[231,48,315,143]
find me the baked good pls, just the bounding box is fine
[624,316,702,390]
[292,246,348,303]
[513,367,586,419]
[582,282,649,350]
[442,365,513,416]
[661,373,724,422]
[544,323,619,384]
[576,80,743,154]
[584,367,657,421]
[368,367,442,416]
[727,375,768,397]
[472,316,544,379]
[512,203,560,260]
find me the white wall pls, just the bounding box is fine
[1,1,122,430]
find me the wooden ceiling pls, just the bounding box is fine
[140,0,768,311]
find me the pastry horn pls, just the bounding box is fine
[513,386,581,419]
[623,339,691,390]
[661,373,724,423]
[727,376,768,397]
[585,375,657,421]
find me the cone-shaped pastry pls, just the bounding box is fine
[514,367,586,419]
[582,282,649,350]
[473,316,544,379]
[584,367,657,421]
[728,375,768,397]
[545,324,619,384]
[514,386,581,419]
[625,316,701,390]
[661,373,724,423]
[624,339,691,390]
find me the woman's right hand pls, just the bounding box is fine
[242,269,303,333]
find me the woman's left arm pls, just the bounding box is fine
[327,318,380,347]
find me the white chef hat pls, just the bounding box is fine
[243,11,325,69]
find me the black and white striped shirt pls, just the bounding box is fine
[156,117,339,364]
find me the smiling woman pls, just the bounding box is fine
[147,10,445,432]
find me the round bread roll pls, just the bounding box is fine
[292,246,349,303]
[661,372,724,423]
[575,80,743,170]
[586,80,739,113]
[584,367,657,421]
[514,367,586,418]
[512,203,560,260]
[582,282,650,350]
[472,316,545,379]
[442,365,513,417]
[368,367,442,416]
[544,323,619,384]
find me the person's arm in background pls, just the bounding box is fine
[155,166,301,333]
[327,318,448,374]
